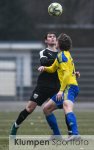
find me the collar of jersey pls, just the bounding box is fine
[47,48,58,52]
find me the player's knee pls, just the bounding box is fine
[63,100,73,113]
[43,105,50,115]
[26,106,34,113]
[63,101,68,108]
[43,106,48,115]
[26,101,37,113]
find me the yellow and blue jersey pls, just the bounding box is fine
[44,50,78,92]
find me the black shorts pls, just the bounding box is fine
[29,85,59,106]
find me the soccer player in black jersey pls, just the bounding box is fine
[10,32,61,135]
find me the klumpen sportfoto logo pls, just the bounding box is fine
[9,135,94,150]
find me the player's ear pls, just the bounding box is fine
[45,39,47,44]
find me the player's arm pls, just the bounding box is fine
[60,70,70,91]
[56,70,70,101]
[38,59,58,73]
[56,63,70,101]
[39,50,55,66]
[56,69,79,101]
[44,59,58,73]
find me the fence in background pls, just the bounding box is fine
[0,43,94,101]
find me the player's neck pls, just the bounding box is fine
[47,45,57,52]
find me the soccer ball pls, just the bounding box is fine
[48,2,63,16]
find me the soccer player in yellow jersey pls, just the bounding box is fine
[38,33,80,140]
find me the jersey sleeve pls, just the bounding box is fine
[39,50,55,66]
[44,59,59,73]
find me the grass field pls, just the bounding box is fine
[0,110,94,150]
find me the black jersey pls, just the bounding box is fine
[37,48,60,89]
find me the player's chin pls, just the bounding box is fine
[50,42,56,45]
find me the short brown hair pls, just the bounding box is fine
[44,32,57,40]
[57,33,72,51]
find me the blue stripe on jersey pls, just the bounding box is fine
[62,52,68,62]
[57,52,68,63]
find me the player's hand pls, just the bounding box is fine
[38,66,45,72]
[75,71,80,78]
[56,91,63,101]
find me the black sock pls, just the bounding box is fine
[16,109,30,125]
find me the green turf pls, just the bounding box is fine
[0,111,94,150]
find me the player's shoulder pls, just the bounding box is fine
[40,48,58,56]
[39,48,50,54]
[57,51,68,63]
[39,48,47,57]
[39,48,46,54]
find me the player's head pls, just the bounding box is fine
[44,32,57,46]
[57,33,72,51]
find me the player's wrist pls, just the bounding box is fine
[60,87,64,92]
[59,90,64,93]
[44,67,47,71]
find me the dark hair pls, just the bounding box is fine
[57,33,72,51]
[44,32,57,40]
